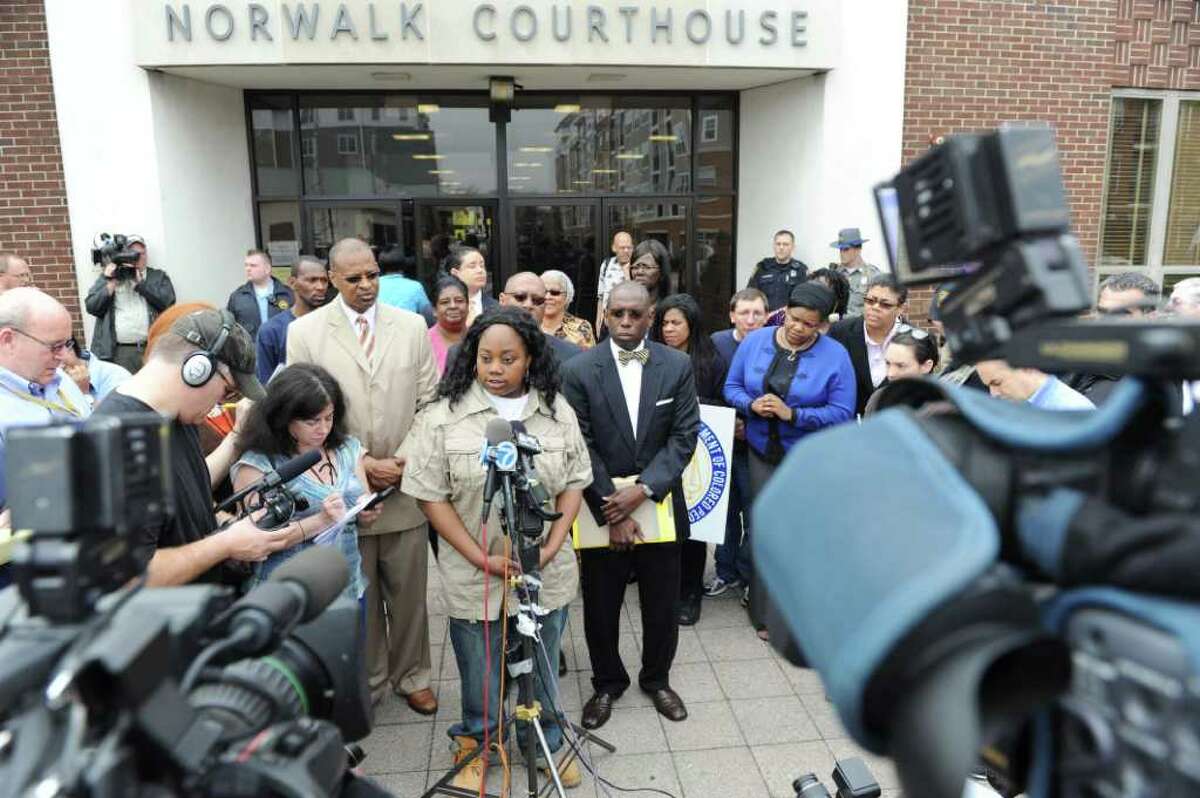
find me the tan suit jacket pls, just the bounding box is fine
[286,300,439,534]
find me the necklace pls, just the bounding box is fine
[306,450,337,485]
[777,329,817,362]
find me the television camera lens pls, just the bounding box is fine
[793,773,834,798]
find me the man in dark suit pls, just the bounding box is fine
[561,281,700,730]
[828,273,906,416]
[226,249,293,340]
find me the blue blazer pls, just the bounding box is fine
[723,327,857,457]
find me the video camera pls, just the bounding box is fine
[755,125,1200,798]
[0,416,386,798]
[91,233,141,281]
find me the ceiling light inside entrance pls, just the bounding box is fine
[393,133,431,141]
[429,169,455,175]
[616,153,644,160]
[417,104,440,113]
[591,169,616,174]
[554,104,582,113]
[412,154,444,160]
[519,146,554,153]
[649,135,678,142]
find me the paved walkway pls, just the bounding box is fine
[358,560,903,798]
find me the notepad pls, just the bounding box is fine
[311,492,377,546]
[572,476,676,550]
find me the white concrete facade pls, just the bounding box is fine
[44,0,907,340]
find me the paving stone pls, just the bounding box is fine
[713,657,792,700]
[674,747,771,798]
[590,704,669,753]
[698,624,773,661]
[667,661,724,704]
[751,741,836,798]
[663,699,744,751]
[587,751,681,798]
[731,696,822,746]
[799,694,850,740]
[359,722,434,774]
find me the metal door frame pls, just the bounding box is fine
[413,198,501,291]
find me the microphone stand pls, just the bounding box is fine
[425,466,615,798]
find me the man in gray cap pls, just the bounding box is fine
[830,228,881,317]
[93,308,287,588]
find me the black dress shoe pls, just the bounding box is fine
[581,692,616,730]
[676,595,701,626]
[647,688,688,722]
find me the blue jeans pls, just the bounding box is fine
[713,447,752,584]
[447,606,568,757]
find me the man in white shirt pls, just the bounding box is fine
[226,249,293,339]
[0,288,91,507]
[595,230,634,333]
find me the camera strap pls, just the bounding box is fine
[0,382,82,418]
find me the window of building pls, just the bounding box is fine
[336,133,359,155]
[337,107,354,121]
[1099,91,1200,294]
[701,112,719,143]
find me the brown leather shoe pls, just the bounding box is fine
[581,692,615,730]
[403,687,438,716]
[647,688,687,722]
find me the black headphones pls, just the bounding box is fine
[180,309,234,388]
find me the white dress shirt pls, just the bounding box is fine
[864,322,898,388]
[339,296,377,338]
[113,279,151,344]
[610,337,646,439]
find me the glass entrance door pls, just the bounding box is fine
[415,202,497,294]
[511,201,601,323]
[604,199,691,298]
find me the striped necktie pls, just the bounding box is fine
[355,315,374,365]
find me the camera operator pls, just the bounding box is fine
[92,308,287,588]
[85,235,176,374]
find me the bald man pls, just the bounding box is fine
[286,237,441,714]
[0,288,90,508]
[500,271,582,364]
[0,254,32,293]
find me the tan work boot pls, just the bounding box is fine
[450,736,488,792]
[537,749,583,789]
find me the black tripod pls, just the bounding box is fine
[425,451,615,798]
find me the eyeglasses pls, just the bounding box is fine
[344,270,380,285]
[631,262,661,273]
[217,367,241,402]
[11,328,73,355]
[509,292,546,306]
[895,324,930,340]
[863,296,900,310]
[545,289,566,297]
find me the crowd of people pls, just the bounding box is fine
[0,227,1197,793]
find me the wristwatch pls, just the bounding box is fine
[637,481,655,500]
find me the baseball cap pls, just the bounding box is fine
[125,234,146,246]
[171,309,266,401]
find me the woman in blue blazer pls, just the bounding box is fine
[723,282,856,633]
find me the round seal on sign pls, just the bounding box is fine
[682,420,728,525]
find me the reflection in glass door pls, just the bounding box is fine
[415,203,496,294]
[306,204,401,263]
[606,198,690,296]
[512,202,600,323]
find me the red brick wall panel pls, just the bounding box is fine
[901,0,1118,321]
[0,1,78,324]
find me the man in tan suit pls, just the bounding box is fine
[287,238,440,713]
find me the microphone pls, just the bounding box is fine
[481,417,516,523]
[509,420,553,508]
[215,448,321,514]
[222,547,350,656]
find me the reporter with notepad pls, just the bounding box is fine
[230,363,379,601]
[400,306,592,793]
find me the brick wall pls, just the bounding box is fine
[0,1,78,324]
[1113,0,1200,89]
[901,0,1117,321]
